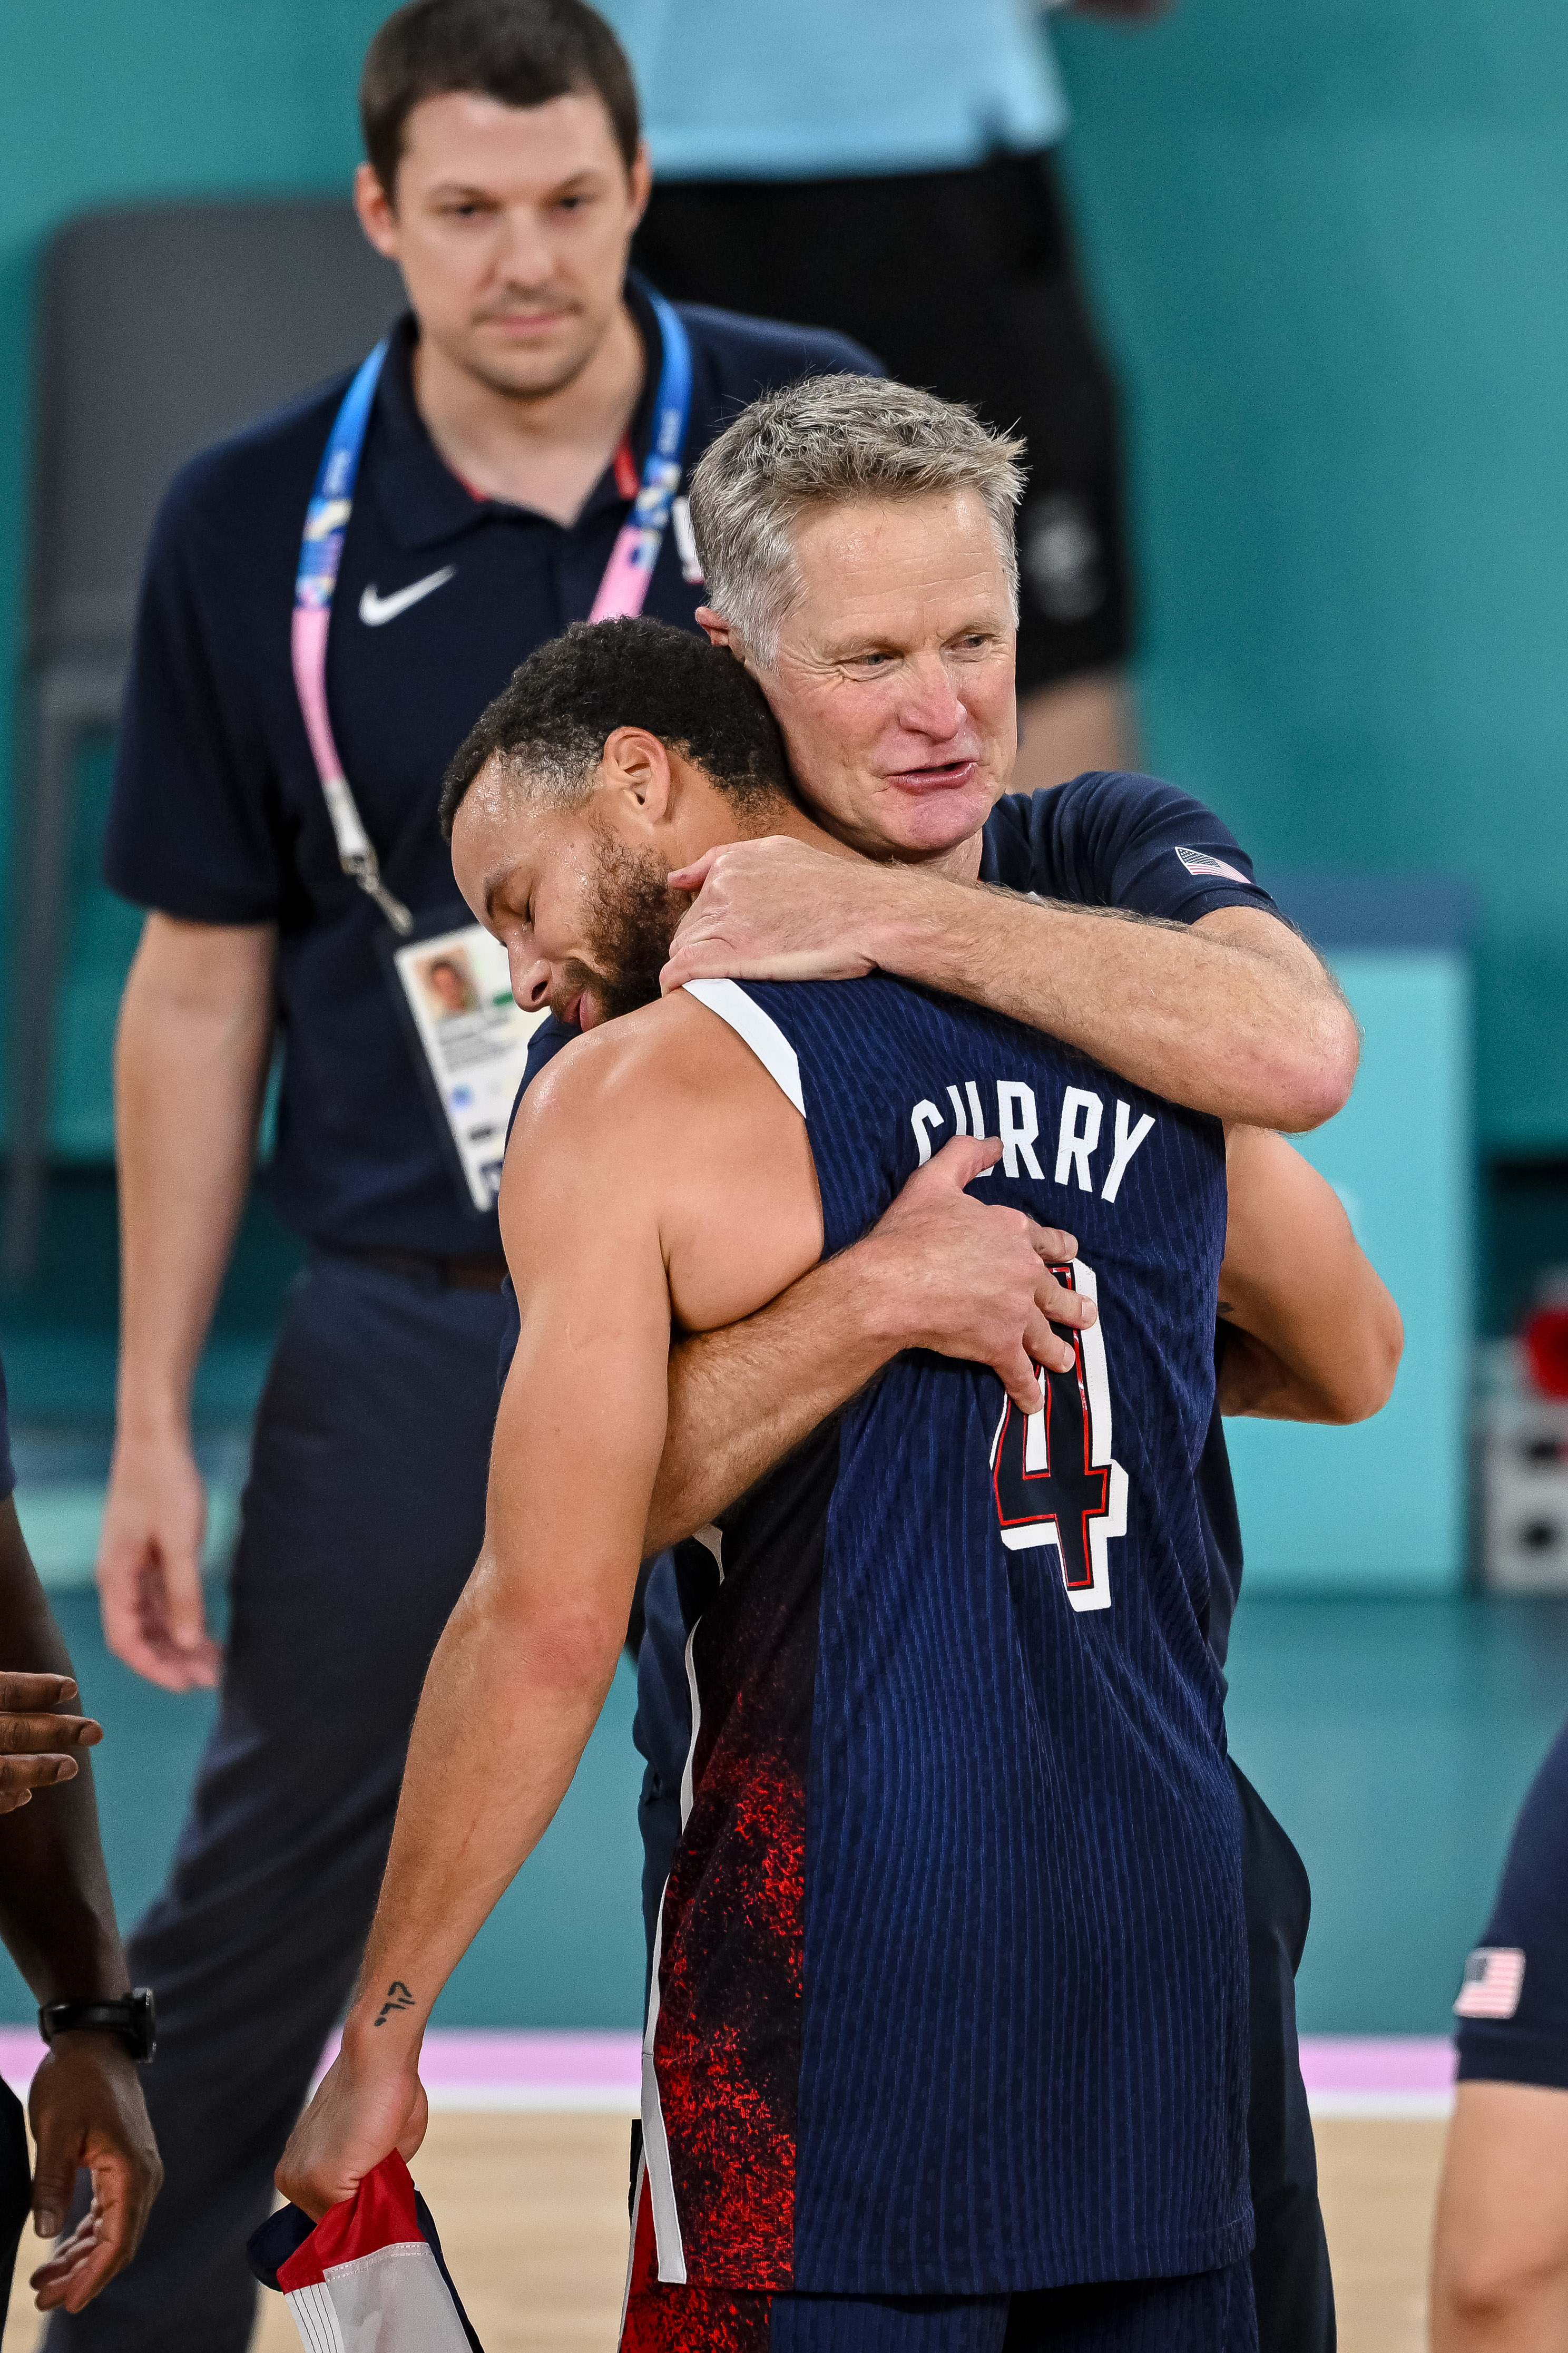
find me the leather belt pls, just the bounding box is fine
[346,1246,509,1295]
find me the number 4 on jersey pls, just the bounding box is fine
[989,1261,1127,1613]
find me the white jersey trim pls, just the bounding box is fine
[641,1900,687,2283]
[682,980,806,1117]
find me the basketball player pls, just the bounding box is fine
[280,616,1264,2346]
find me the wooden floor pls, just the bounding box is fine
[3,2111,1448,2350]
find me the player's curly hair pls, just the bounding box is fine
[438,616,795,839]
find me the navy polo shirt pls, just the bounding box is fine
[104,277,878,1259]
[516,768,1280,1666]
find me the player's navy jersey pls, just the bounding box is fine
[636,973,1250,2302]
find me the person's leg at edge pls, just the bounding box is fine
[43,1257,504,2353]
[1232,1761,1337,2353]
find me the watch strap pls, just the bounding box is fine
[39,1988,156,2063]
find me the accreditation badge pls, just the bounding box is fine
[378,909,545,1216]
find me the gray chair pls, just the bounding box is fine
[6,199,404,1276]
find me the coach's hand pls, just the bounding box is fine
[97,1434,221,1693]
[276,2040,428,2223]
[859,1136,1094,1413]
[662,835,914,989]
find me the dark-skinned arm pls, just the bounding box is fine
[661,838,1359,1133]
[0,1501,161,2315]
[1216,1126,1403,1422]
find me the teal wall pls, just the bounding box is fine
[1,1,1565,1153]
[1226,950,1473,1590]
[1053,0,1568,1154]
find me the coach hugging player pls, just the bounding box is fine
[280,379,1399,2353]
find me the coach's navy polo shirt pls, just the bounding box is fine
[516,768,1278,1667]
[104,277,877,1260]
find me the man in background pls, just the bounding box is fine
[68,3,878,2342]
[611,0,1173,789]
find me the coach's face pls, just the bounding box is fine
[704,489,1017,866]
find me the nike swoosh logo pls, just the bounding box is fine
[358,567,457,627]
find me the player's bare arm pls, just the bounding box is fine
[1216,1124,1403,1423]
[660,833,1356,1134]
[277,994,822,2218]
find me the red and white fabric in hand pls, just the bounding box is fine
[250,2150,482,2351]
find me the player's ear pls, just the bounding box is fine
[599,727,674,832]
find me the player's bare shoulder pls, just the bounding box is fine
[502,989,822,1332]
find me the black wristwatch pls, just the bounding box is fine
[38,1988,156,2064]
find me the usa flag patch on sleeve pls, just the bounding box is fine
[248,2151,483,2350]
[1174,846,1253,887]
[1454,1946,1527,2020]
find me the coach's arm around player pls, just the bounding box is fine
[659,828,1359,1139]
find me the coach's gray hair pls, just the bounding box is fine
[687,377,1026,665]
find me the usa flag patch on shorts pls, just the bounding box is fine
[249,2151,482,2350]
[1454,1946,1527,2020]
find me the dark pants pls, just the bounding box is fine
[0,2076,30,2343]
[1233,1762,1336,2353]
[45,1255,508,2352]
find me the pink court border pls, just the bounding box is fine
[0,2030,1456,2120]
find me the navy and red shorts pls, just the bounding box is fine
[621,2165,1257,2353]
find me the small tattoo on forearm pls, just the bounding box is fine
[373,1981,416,2027]
[1217,1301,1234,1318]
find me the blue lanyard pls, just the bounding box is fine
[292,291,694,933]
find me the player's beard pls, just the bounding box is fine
[553,832,689,1028]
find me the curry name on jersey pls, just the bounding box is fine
[629,973,1250,2312]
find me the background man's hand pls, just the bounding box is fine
[662,836,912,990]
[0,1675,102,1815]
[26,2037,161,2314]
[96,1435,220,1693]
[276,2044,428,2223]
[857,1135,1095,1413]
